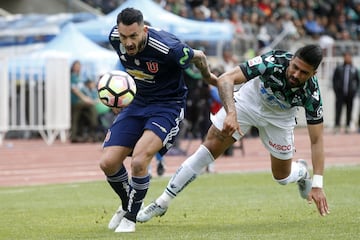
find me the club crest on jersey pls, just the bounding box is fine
[291,95,301,104]
[146,61,159,73]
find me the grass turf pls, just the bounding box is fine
[1,165,359,240]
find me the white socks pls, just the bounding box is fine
[275,161,305,185]
[155,145,214,208]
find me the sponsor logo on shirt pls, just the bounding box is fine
[248,56,262,67]
[264,55,274,63]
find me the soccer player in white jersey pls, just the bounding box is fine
[138,44,330,223]
[100,7,217,233]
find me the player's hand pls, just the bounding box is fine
[307,188,330,216]
[222,112,243,137]
[204,73,218,86]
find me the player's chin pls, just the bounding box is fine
[126,49,137,56]
[288,78,300,87]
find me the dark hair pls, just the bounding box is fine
[144,20,151,26]
[294,44,323,70]
[117,7,144,25]
[70,60,80,73]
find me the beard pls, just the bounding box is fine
[125,36,146,56]
[288,76,301,87]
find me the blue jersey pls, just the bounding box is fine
[109,26,194,105]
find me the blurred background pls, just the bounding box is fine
[1,0,359,146]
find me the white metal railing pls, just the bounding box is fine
[0,53,359,146]
[0,58,9,145]
[0,57,70,145]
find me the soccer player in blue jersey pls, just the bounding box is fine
[138,44,330,223]
[99,7,217,233]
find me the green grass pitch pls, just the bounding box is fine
[1,166,359,240]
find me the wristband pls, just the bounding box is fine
[312,174,323,188]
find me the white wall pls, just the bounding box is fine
[296,57,360,131]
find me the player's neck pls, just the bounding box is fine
[138,34,147,53]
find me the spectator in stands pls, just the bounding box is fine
[332,51,360,134]
[70,60,98,142]
[82,79,115,141]
[219,45,239,72]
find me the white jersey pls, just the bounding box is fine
[234,77,298,128]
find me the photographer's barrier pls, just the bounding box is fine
[0,57,70,145]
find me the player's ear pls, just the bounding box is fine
[143,25,148,34]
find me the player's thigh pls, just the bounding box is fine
[132,130,163,161]
[103,114,144,149]
[258,124,294,160]
[144,112,183,156]
[210,107,252,141]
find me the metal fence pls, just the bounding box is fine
[1,40,360,146]
[0,57,70,145]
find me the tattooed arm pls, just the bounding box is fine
[217,66,247,136]
[191,49,218,86]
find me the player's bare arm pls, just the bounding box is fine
[306,123,330,216]
[217,67,246,136]
[191,49,218,86]
[307,123,325,176]
[217,66,247,108]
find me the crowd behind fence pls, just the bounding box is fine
[0,41,360,146]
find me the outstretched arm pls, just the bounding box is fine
[191,49,218,86]
[307,123,330,216]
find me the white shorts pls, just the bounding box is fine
[210,80,296,160]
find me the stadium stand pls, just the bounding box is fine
[1,0,360,145]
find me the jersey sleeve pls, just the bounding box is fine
[169,41,194,70]
[239,51,274,81]
[304,77,324,125]
[108,25,120,56]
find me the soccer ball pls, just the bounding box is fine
[97,70,137,108]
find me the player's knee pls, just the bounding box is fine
[131,161,148,176]
[99,159,110,174]
[99,157,118,175]
[131,155,150,176]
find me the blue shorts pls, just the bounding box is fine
[103,102,185,156]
